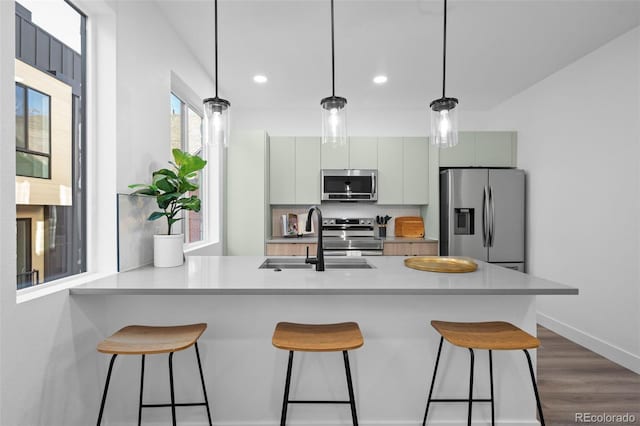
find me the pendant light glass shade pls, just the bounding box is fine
[204,97,230,148]
[321,96,347,146]
[321,0,347,146]
[430,97,458,147]
[430,0,459,148]
[203,0,230,148]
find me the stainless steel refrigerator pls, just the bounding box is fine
[440,169,525,272]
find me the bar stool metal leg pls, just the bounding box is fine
[467,349,474,426]
[168,352,177,426]
[138,354,145,426]
[194,342,213,426]
[524,350,545,426]
[96,354,118,426]
[489,350,495,426]
[422,336,444,426]
[280,350,294,426]
[343,351,359,426]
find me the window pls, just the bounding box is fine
[14,0,86,289]
[15,84,51,179]
[16,218,37,289]
[170,93,205,244]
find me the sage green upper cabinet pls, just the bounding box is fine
[438,131,476,167]
[269,137,296,204]
[321,140,349,169]
[403,137,429,205]
[377,137,404,204]
[439,131,517,167]
[349,137,378,169]
[295,137,321,205]
[475,131,517,167]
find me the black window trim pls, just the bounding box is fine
[15,82,52,180]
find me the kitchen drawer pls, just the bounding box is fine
[266,243,317,256]
[383,242,438,256]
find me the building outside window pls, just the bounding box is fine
[15,84,51,179]
[170,92,205,244]
[14,0,86,289]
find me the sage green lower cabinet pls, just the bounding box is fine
[403,137,429,204]
[439,131,517,167]
[227,130,270,255]
[377,137,404,204]
[321,139,349,169]
[269,137,296,204]
[349,137,378,169]
[295,137,321,204]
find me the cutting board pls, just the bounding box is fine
[395,216,425,238]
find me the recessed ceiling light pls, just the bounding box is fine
[253,75,268,84]
[373,75,388,84]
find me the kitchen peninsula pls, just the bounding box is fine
[71,256,576,425]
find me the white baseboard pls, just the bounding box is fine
[537,312,640,374]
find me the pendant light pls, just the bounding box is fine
[320,0,347,146]
[204,0,231,148]
[430,0,459,148]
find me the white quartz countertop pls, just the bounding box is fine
[70,256,578,296]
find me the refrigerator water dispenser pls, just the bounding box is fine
[454,208,474,235]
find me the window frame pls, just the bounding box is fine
[15,82,52,180]
[15,0,87,294]
[170,91,207,246]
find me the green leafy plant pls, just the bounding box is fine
[129,148,207,235]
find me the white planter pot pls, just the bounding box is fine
[153,234,184,267]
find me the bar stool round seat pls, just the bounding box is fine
[423,320,545,426]
[97,323,207,355]
[272,322,364,352]
[273,322,364,426]
[431,320,540,350]
[96,323,213,426]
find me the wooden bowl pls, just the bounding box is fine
[404,256,478,273]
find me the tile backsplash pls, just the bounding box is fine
[271,204,422,237]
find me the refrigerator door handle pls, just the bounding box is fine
[482,186,489,247]
[489,186,496,247]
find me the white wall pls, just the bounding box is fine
[0,1,219,424]
[113,1,214,192]
[487,27,640,373]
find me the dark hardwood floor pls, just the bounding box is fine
[537,325,640,425]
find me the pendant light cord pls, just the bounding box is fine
[442,0,447,99]
[331,0,336,97]
[214,0,219,98]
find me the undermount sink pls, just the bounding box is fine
[259,257,374,270]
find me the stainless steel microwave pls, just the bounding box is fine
[321,169,377,201]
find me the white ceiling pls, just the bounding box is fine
[155,0,640,110]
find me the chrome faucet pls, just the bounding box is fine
[305,206,325,271]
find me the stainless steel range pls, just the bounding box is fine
[321,217,383,256]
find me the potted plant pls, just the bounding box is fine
[129,148,207,267]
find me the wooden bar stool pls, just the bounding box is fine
[272,322,364,426]
[422,321,545,426]
[96,323,212,426]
